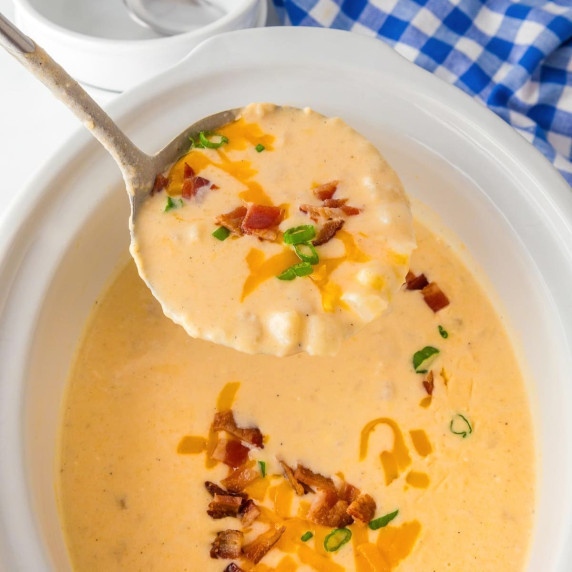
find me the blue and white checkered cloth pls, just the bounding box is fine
[272,0,572,186]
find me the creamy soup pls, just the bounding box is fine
[131,103,415,356]
[57,220,535,571]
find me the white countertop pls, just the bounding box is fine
[0,2,115,226]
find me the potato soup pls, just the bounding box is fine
[57,217,535,571]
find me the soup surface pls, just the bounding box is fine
[131,103,415,356]
[58,220,535,571]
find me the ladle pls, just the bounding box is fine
[0,12,238,222]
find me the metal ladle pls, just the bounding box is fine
[0,12,237,222]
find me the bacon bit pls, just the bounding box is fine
[405,271,429,291]
[307,490,353,528]
[293,465,336,493]
[210,438,251,468]
[322,198,348,208]
[242,524,286,564]
[183,162,195,179]
[207,494,243,519]
[422,282,450,312]
[151,173,168,195]
[312,218,345,246]
[341,204,362,216]
[213,410,264,449]
[299,204,338,222]
[338,481,360,504]
[347,493,376,524]
[205,481,247,499]
[240,499,261,527]
[181,175,212,199]
[215,206,247,236]
[313,180,339,201]
[221,464,260,493]
[223,564,244,572]
[210,530,243,559]
[422,370,435,396]
[241,204,284,238]
[279,460,307,496]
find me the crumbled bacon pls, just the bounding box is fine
[341,204,362,216]
[313,180,339,201]
[312,218,345,246]
[337,481,360,503]
[210,438,251,468]
[205,481,247,499]
[279,460,307,496]
[299,204,338,222]
[242,524,286,564]
[347,493,376,524]
[223,564,244,572]
[240,499,261,527]
[181,175,213,199]
[322,198,348,208]
[210,530,243,559]
[215,206,247,236]
[241,204,284,242]
[151,173,168,195]
[422,282,450,312]
[207,494,243,519]
[307,490,353,528]
[422,370,435,396]
[221,464,260,493]
[293,465,336,493]
[213,410,264,449]
[183,163,195,179]
[405,271,429,291]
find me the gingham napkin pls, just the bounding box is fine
[272,0,572,186]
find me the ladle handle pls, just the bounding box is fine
[0,12,152,194]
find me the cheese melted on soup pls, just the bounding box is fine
[131,103,415,356]
[58,221,535,571]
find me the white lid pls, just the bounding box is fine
[13,0,266,91]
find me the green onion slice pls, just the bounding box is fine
[199,131,229,149]
[450,414,473,438]
[369,509,399,530]
[277,262,314,280]
[294,242,319,265]
[258,461,266,478]
[300,531,313,542]
[412,346,440,373]
[164,196,178,212]
[283,225,316,245]
[324,528,352,552]
[255,144,265,152]
[212,226,231,241]
[438,325,449,339]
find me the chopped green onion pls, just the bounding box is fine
[277,262,314,280]
[277,267,296,281]
[283,225,316,245]
[164,196,181,212]
[301,531,313,542]
[438,325,449,339]
[369,509,399,530]
[294,242,319,265]
[212,226,231,241]
[258,461,266,478]
[450,414,473,438]
[255,144,265,152]
[199,131,229,149]
[188,137,203,149]
[324,528,352,552]
[412,346,440,373]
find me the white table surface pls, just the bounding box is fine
[0,0,279,228]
